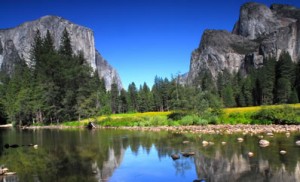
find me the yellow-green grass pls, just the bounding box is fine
[66,111,171,124]
[224,103,300,115]
[97,111,170,121]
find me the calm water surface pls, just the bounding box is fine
[1,128,300,182]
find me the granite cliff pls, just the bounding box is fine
[187,2,300,84]
[0,15,122,90]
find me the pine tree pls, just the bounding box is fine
[127,82,138,112]
[288,89,299,104]
[43,30,55,54]
[137,83,152,112]
[119,89,128,113]
[295,60,300,100]
[59,28,73,57]
[276,77,291,103]
[110,82,119,114]
[275,52,295,103]
[242,76,253,106]
[260,57,276,104]
[222,85,236,107]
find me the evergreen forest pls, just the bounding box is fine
[0,29,300,125]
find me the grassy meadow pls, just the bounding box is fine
[63,104,300,127]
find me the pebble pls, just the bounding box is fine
[248,152,254,157]
[202,141,209,146]
[280,150,287,155]
[208,142,214,145]
[237,138,244,142]
[259,139,270,147]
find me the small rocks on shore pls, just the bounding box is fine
[0,167,15,176]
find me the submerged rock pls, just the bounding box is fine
[280,150,287,155]
[237,138,244,142]
[171,154,180,160]
[182,152,195,157]
[202,141,209,146]
[248,152,254,157]
[259,139,270,147]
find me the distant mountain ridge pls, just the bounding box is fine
[186,2,300,84]
[0,15,122,90]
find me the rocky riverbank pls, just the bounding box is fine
[22,124,300,134]
[105,124,300,134]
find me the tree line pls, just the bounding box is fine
[0,29,299,125]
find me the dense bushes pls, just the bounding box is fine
[252,105,300,124]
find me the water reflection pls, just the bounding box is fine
[0,128,300,182]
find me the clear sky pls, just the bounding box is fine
[1,0,300,89]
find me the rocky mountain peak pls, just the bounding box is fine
[232,2,278,40]
[187,2,300,85]
[0,15,122,90]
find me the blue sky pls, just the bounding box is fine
[1,0,300,89]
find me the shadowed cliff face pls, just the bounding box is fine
[187,2,300,84]
[0,15,122,90]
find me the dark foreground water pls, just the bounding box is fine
[1,128,300,182]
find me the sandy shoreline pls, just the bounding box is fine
[18,124,300,134]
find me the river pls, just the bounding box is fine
[0,128,300,181]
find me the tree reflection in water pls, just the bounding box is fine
[0,129,299,182]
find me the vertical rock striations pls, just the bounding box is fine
[0,15,122,90]
[187,2,300,84]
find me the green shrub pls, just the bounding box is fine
[179,115,194,125]
[252,106,300,124]
[167,111,188,121]
[227,112,252,124]
[195,118,209,125]
[178,115,208,126]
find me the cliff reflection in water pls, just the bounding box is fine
[0,129,300,182]
[194,134,300,182]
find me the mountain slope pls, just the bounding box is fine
[0,15,122,90]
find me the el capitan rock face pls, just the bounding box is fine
[0,15,122,90]
[187,2,300,84]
